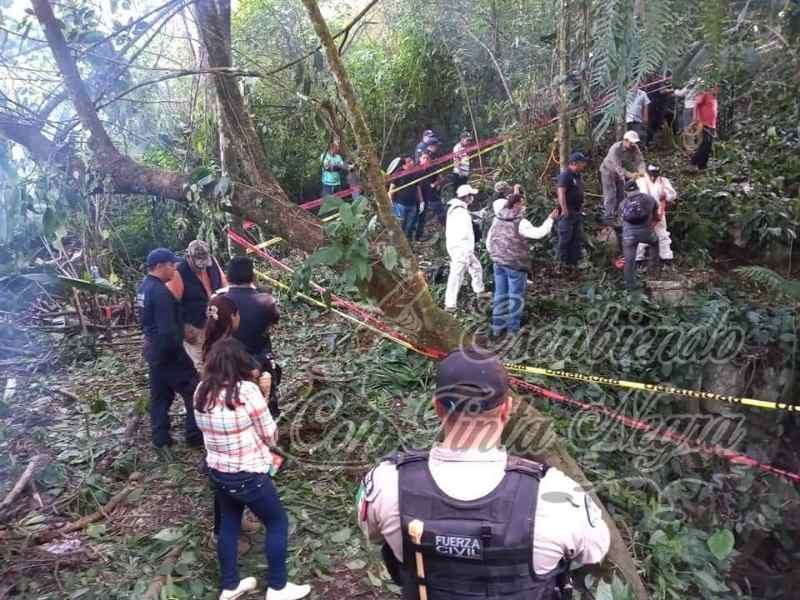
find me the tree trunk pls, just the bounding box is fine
[581,0,593,153]
[301,2,650,598]
[300,0,462,351]
[557,0,571,165]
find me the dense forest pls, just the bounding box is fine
[0,0,799,598]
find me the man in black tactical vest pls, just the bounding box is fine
[166,240,227,373]
[357,348,610,599]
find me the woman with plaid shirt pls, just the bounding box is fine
[194,338,310,600]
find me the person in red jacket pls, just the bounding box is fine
[690,85,719,171]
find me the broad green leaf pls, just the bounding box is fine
[308,246,343,267]
[693,568,728,592]
[382,245,399,271]
[319,195,344,216]
[330,527,352,543]
[346,559,366,570]
[86,523,106,538]
[707,528,735,561]
[152,527,182,543]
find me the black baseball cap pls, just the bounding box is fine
[624,179,639,192]
[423,129,435,137]
[569,151,589,163]
[146,248,177,269]
[435,347,509,412]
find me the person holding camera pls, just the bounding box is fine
[195,338,310,600]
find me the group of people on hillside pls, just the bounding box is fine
[137,242,610,600]
[137,244,308,600]
[626,77,720,171]
[138,242,610,600]
[401,127,678,336]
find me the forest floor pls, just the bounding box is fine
[2,139,799,599]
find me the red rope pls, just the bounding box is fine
[227,228,800,486]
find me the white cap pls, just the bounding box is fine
[456,184,479,198]
[623,130,641,143]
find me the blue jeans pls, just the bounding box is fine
[208,469,289,591]
[393,203,417,238]
[492,264,528,335]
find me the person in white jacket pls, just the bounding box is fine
[636,164,677,266]
[444,185,489,311]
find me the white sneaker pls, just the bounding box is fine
[220,577,257,600]
[266,582,311,600]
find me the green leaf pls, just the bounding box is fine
[382,246,399,271]
[366,570,382,587]
[345,559,366,570]
[329,527,352,543]
[707,528,735,561]
[319,195,344,216]
[693,568,728,592]
[308,246,343,267]
[86,523,106,539]
[152,527,182,543]
[339,203,356,227]
[58,275,120,294]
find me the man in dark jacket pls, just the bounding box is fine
[556,152,588,267]
[219,257,282,416]
[137,248,202,458]
[621,180,660,290]
[167,240,227,372]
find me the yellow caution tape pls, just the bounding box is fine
[505,364,797,412]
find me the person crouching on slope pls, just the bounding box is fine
[636,164,677,269]
[487,186,556,336]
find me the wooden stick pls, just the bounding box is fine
[141,543,184,600]
[37,472,142,541]
[408,519,428,600]
[0,455,45,514]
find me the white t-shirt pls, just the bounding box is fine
[626,89,651,123]
[357,445,610,575]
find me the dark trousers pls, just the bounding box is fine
[691,127,715,170]
[322,183,342,196]
[623,230,659,289]
[147,358,201,447]
[558,215,583,266]
[451,173,468,188]
[209,469,289,591]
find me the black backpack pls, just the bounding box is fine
[622,193,649,224]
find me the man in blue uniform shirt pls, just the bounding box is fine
[137,248,203,458]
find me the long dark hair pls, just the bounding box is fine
[202,295,239,360]
[195,338,255,412]
[506,192,524,210]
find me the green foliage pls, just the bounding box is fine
[735,266,800,300]
[307,196,372,288]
